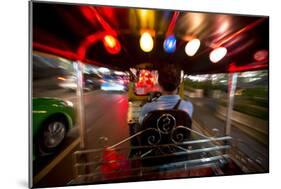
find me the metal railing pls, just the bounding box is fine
[71,126,233,184]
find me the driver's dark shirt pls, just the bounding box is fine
[139,95,193,124]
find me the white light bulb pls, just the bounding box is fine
[185,39,201,56]
[209,47,227,63]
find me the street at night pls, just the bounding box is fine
[32,88,268,187]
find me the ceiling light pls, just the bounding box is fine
[185,38,201,56]
[140,32,154,53]
[209,47,227,63]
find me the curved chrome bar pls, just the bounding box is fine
[109,127,161,149]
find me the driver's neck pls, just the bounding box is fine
[162,90,178,96]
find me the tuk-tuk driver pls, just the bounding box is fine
[139,64,193,124]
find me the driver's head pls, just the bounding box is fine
[158,64,181,92]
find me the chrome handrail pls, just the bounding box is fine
[72,124,233,183]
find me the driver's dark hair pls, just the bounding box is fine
[158,64,181,92]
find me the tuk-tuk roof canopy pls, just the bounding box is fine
[33,2,269,74]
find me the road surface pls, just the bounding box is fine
[32,89,269,187]
[33,89,129,187]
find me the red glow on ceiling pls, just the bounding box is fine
[33,42,77,60]
[98,7,117,25]
[34,32,120,62]
[228,62,268,73]
[166,11,180,37]
[80,6,117,35]
[78,6,120,58]
[80,6,97,26]
[77,31,113,60]
[93,8,115,34]
[213,18,266,48]
[227,39,254,57]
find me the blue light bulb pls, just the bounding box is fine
[164,35,176,53]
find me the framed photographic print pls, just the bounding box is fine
[30,0,269,188]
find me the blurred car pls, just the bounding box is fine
[84,73,103,90]
[32,97,75,156]
[59,73,102,91]
[33,54,71,92]
[58,75,77,91]
[101,75,127,91]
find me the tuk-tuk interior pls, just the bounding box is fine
[32,2,269,186]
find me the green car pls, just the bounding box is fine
[32,97,75,155]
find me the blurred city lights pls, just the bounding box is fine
[140,32,154,52]
[163,35,177,53]
[101,84,125,91]
[187,74,209,82]
[185,38,201,56]
[103,35,121,54]
[65,100,74,107]
[114,71,126,75]
[254,50,268,62]
[98,67,110,73]
[57,76,66,81]
[209,47,227,63]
